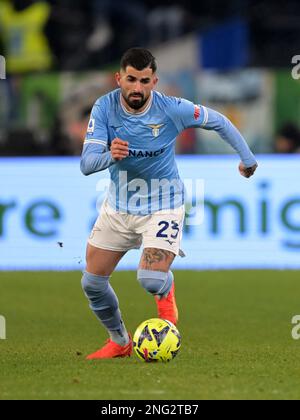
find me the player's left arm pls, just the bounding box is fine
[200,106,258,178]
[167,97,258,178]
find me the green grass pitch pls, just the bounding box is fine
[1,270,300,400]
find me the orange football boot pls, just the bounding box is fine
[155,281,178,325]
[86,335,133,360]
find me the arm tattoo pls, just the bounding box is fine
[142,248,174,269]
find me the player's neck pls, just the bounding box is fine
[120,92,153,115]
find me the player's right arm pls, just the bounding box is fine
[80,99,129,176]
[80,139,129,176]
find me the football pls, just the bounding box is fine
[133,318,181,362]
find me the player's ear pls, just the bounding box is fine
[153,75,159,87]
[115,72,121,87]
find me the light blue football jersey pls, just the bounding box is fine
[82,88,257,215]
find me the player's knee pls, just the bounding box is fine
[137,269,169,295]
[85,258,113,277]
[86,245,115,277]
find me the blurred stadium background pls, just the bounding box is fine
[0,0,300,270]
[1,0,300,400]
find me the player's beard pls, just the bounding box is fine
[123,92,148,110]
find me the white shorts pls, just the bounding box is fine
[88,199,185,257]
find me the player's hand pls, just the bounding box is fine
[239,162,258,178]
[110,138,129,161]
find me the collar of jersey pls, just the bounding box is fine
[120,91,153,117]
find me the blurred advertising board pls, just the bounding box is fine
[0,155,299,270]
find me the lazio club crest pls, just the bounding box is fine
[147,124,164,138]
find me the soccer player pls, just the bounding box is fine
[80,48,258,359]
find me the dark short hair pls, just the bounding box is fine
[120,48,157,73]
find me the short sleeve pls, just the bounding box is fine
[84,97,108,148]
